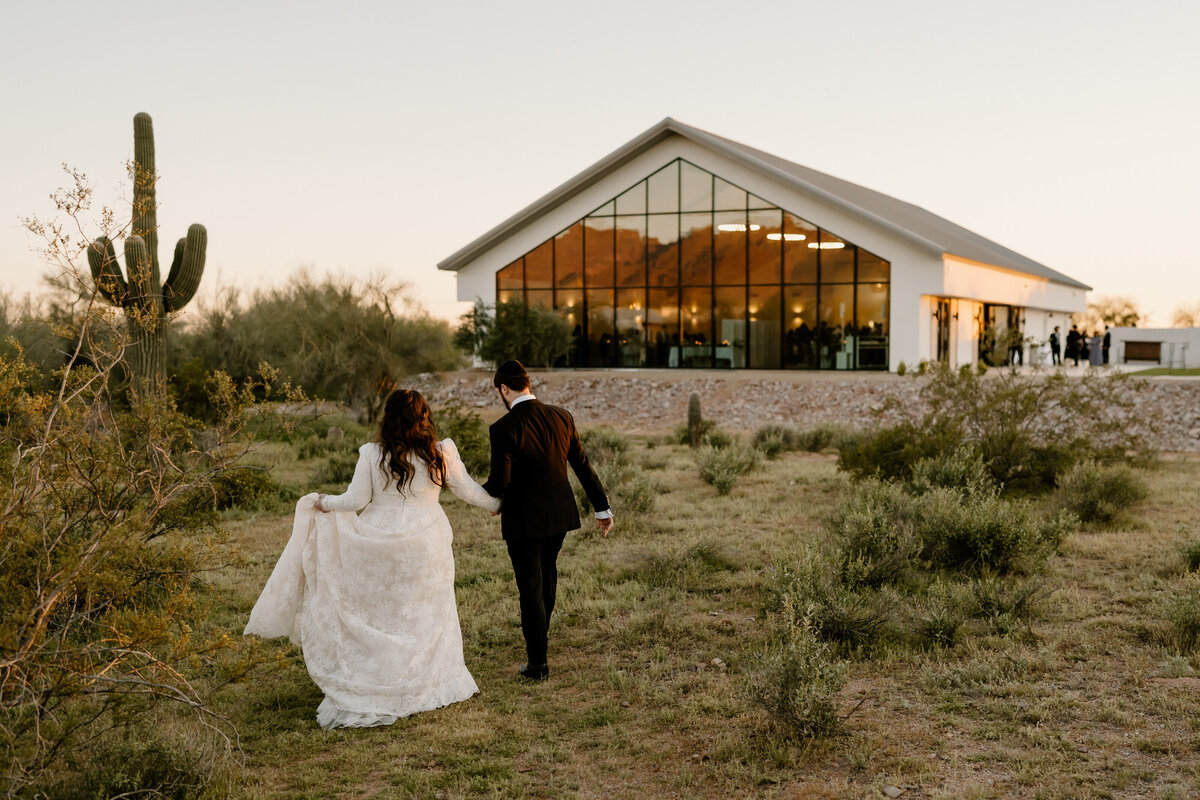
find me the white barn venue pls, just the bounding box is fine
[439,119,1090,372]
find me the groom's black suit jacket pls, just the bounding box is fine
[482,399,609,541]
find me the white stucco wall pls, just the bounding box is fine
[449,133,1086,372]
[1109,328,1200,369]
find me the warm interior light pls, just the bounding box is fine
[748,305,758,315]
[808,242,846,250]
[716,223,761,232]
[766,233,807,242]
[792,305,804,314]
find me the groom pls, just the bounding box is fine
[483,360,613,681]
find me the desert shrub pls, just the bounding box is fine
[695,444,757,495]
[312,452,360,488]
[838,365,1156,494]
[747,596,847,740]
[896,361,907,376]
[1055,460,1149,525]
[913,487,1074,574]
[831,480,920,590]
[433,399,490,476]
[209,466,283,511]
[769,553,894,654]
[671,417,716,445]
[176,272,462,421]
[630,541,738,590]
[754,423,841,458]
[617,467,658,515]
[755,428,789,459]
[910,444,996,496]
[1166,574,1200,654]
[580,426,631,465]
[48,737,212,800]
[1179,539,1200,573]
[912,581,968,648]
[967,574,1043,634]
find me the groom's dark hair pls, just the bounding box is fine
[493,360,530,392]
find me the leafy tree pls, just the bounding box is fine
[1074,295,1142,332]
[455,299,573,368]
[1171,303,1200,328]
[175,272,463,421]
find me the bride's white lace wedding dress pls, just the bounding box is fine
[245,439,499,729]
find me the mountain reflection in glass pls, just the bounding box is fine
[495,158,890,369]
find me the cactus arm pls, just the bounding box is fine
[87,236,128,306]
[123,235,162,320]
[131,112,159,275]
[162,224,207,312]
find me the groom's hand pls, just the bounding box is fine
[596,516,614,538]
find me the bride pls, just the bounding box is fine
[244,389,500,729]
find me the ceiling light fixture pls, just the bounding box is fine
[767,233,807,242]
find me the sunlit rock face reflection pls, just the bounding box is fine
[496,159,890,370]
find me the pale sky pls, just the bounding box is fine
[3,0,1198,325]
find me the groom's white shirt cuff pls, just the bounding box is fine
[510,394,610,520]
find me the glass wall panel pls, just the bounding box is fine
[681,287,713,367]
[592,199,615,215]
[714,211,747,285]
[680,213,712,286]
[498,290,520,304]
[714,177,747,211]
[819,230,854,283]
[584,217,615,288]
[647,161,679,213]
[615,215,647,287]
[748,285,782,369]
[858,248,889,283]
[615,181,647,215]
[646,288,679,368]
[554,223,583,289]
[680,162,712,213]
[820,283,855,369]
[856,282,889,369]
[498,258,523,291]
[784,214,818,282]
[616,289,647,367]
[526,289,553,309]
[714,286,747,368]
[647,214,678,287]
[748,208,782,284]
[784,285,818,369]
[525,240,553,289]
[586,288,615,366]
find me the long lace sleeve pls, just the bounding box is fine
[441,439,500,512]
[322,444,375,512]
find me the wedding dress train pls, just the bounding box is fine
[245,439,499,729]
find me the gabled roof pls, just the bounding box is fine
[438,118,1091,291]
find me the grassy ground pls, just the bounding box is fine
[205,437,1200,800]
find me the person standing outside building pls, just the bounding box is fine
[1103,326,1112,365]
[1049,326,1062,366]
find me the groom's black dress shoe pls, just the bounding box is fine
[518,663,549,681]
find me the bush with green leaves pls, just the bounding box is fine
[747,594,848,740]
[572,448,659,519]
[1054,460,1149,526]
[580,426,630,466]
[830,479,921,590]
[0,342,286,794]
[967,573,1044,634]
[175,272,462,421]
[671,417,716,445]
[455,298,573,368]
[909,444,996,496]
[433,399,490,477]
[912,580,969,649]
[752,423,841,458]
[1166,574,1200,654]
[695,444,757,495]
[768,551,894,654]
[838,364,1156,493]
[1180,538,1200,573]
[629,540,738,590]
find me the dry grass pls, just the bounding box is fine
[199,443,1200,799]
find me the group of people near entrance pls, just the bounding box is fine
[1048,324,1111,367]
[245,360,611,729]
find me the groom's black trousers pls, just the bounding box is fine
[506,533,567,666]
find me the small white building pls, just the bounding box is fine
[1109,328,1200,369]
[438,118,1089,372]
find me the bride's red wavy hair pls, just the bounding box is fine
[377,389,446,492]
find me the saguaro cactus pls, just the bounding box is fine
[687,391,703,448]
[87,112,206,391]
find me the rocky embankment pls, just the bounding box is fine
[410,371,1200,452]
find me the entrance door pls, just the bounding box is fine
[935,298,951,363]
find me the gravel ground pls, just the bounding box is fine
[411,368,1200,452]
